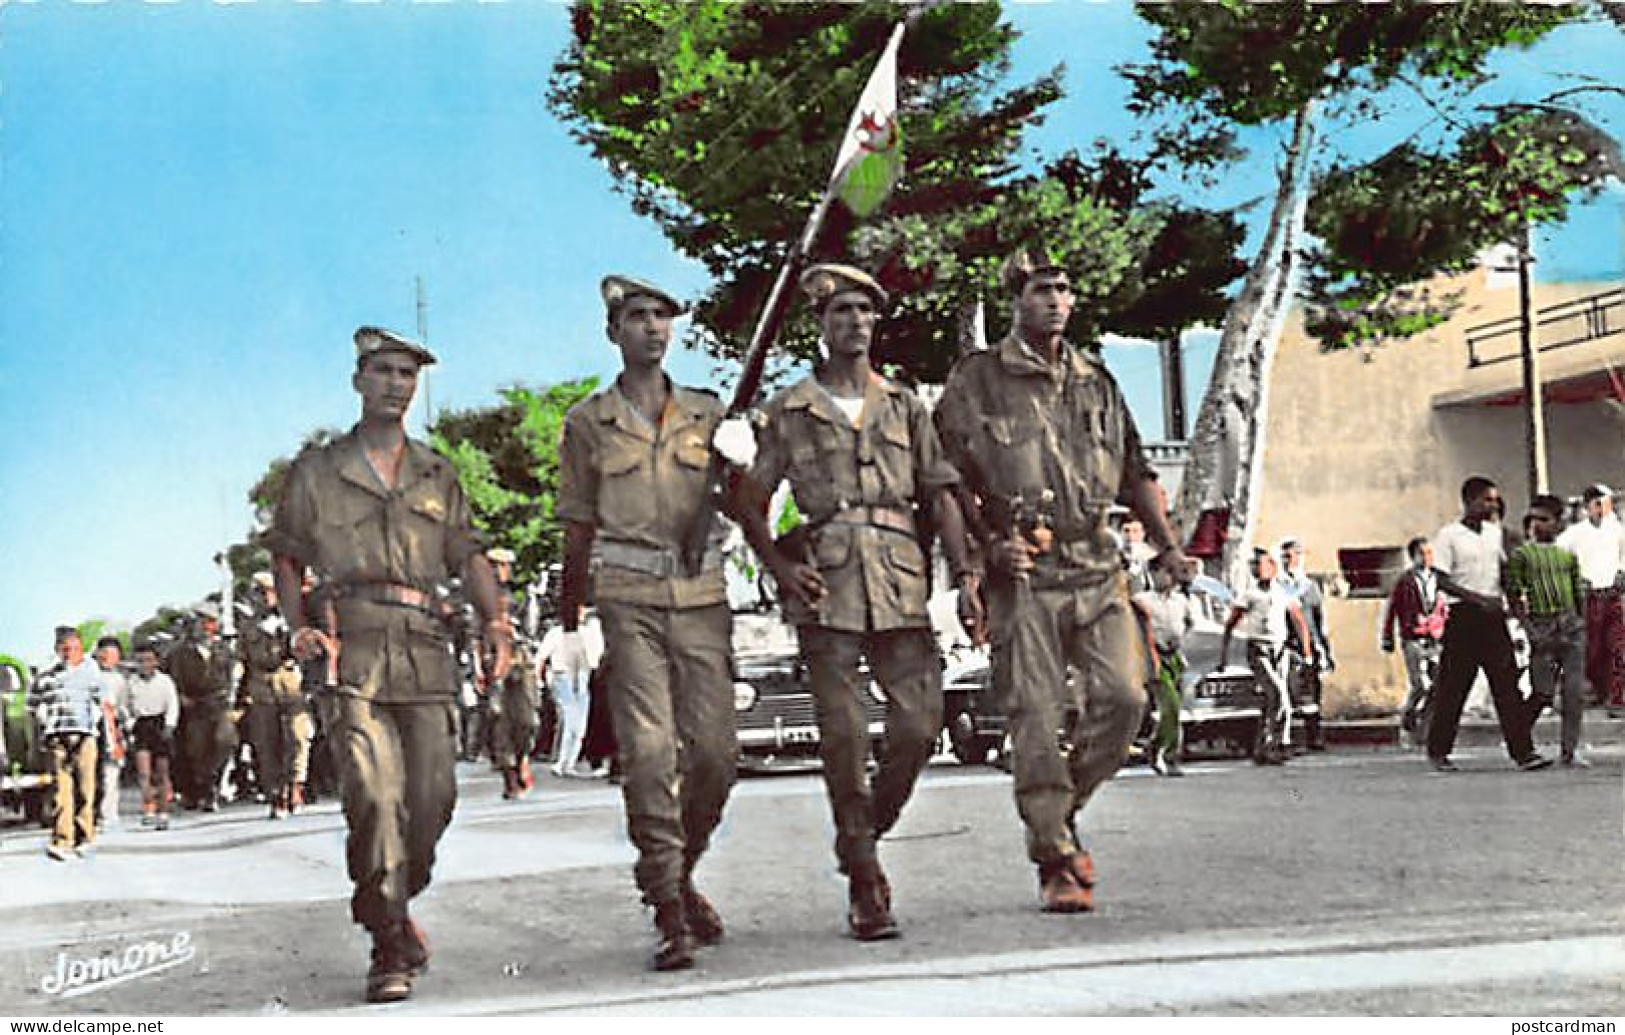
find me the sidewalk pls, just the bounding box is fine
[1325,705,1624,749]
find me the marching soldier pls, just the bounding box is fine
[935,245,1189,913]
[265,325,513,1003]
[733,263,982,940]
[555,275,752,971]
[168,607,236,812]
[240,572,313,818]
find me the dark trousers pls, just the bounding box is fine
[1427,603,1536,763]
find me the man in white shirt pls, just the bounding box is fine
[1219,549,1312,766]
[92,637,127,830]
[1428,476,1549,773]
[537,610,604,778]
[1556,483,1624,709]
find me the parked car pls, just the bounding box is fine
[940,624,1321,765]
[1,654,51,824]
[732,649,887,770]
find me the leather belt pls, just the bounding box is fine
[823,505,916,538]
[597,540,723,578]
[342,581,436,612]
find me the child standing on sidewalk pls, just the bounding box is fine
[1508,495,1588,767]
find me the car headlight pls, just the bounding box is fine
[733,681,758,712]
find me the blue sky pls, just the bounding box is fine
[1,1,1621,663]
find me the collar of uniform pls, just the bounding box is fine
[334,426,441,498]
[601,376,714,440]
[994,332,1094,383]
[783,369,896,426]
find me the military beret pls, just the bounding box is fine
[486,547,516,565]
[600,275,685,321]
[354,326,437,367]
[798,263,888,312]
[1000,244,1069,297]
[193,604,220,621]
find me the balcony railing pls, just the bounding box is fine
[1465,287,1623,369]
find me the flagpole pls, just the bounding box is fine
[678,16,914,575]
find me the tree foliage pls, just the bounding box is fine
[550,0,1245,383]
[431,379,599,586]
[1305,106,1623,348]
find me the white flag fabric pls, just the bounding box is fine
[828,22,906,217]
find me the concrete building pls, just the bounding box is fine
[1251,261,1625,718]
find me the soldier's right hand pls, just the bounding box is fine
[290,626,334,663]
[988,536,1038,575]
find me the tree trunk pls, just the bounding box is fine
[1174,99,1318,590]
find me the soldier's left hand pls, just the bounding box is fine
[1157,545,1195,586]
[481,622,514,690]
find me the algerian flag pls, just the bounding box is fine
[828,22,905,218]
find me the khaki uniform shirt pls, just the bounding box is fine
[935,333,1152,581]
[168,637,234,706]
[751,373,959,633]
[556,380,729,610]
[264,428,483,702]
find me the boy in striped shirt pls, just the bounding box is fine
[1508,495,1587,767]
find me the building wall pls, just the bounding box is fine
[1253,269,1625,717]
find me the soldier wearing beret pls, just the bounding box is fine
[556,276,751,971]
[240,572,312,819]
[168,607,236,813]
[265,325,514,1003]
[733,263,982,940]
[935,246,1190,914]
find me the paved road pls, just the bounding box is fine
[2,742,1620,1016]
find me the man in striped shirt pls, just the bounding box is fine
[1509,495,1587,767]
[28,627,116,859]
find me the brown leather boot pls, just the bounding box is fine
[681,881,724,946]
[1038,860,1094,914]
[848,867,900,941]
[398,918,431,976]
[650,900,695,972]
[364,928,414,1003]
[518,757,535,792]
[1068,850,1096,891]
[501,767,520,800]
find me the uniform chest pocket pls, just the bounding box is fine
[983,415,1046,492]
[674,435,711,471]
[598,440,656,529]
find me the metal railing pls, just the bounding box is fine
[1465,286,1623,369]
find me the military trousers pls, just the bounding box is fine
[597,600,737,906]
[250,702,314,794]
[799,624,942,877]
[987,571,1146,867]
[176,700,233,803]
[490,684,540,769]
[321,695,458,932]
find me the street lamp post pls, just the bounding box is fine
[1516,222,1549,500]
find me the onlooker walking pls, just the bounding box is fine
[1278,538,1334,751]
[1427,476,1551,773]
[1132,555,1194,776]
[1380,536,1448,745]
[537,608,602,780]
[29,627,114,860]
[1510,496,1588,767]
[126,643,179,829]
[1556,483,1624,710]
[93,636,127,830]
[1219,549,1312,765]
